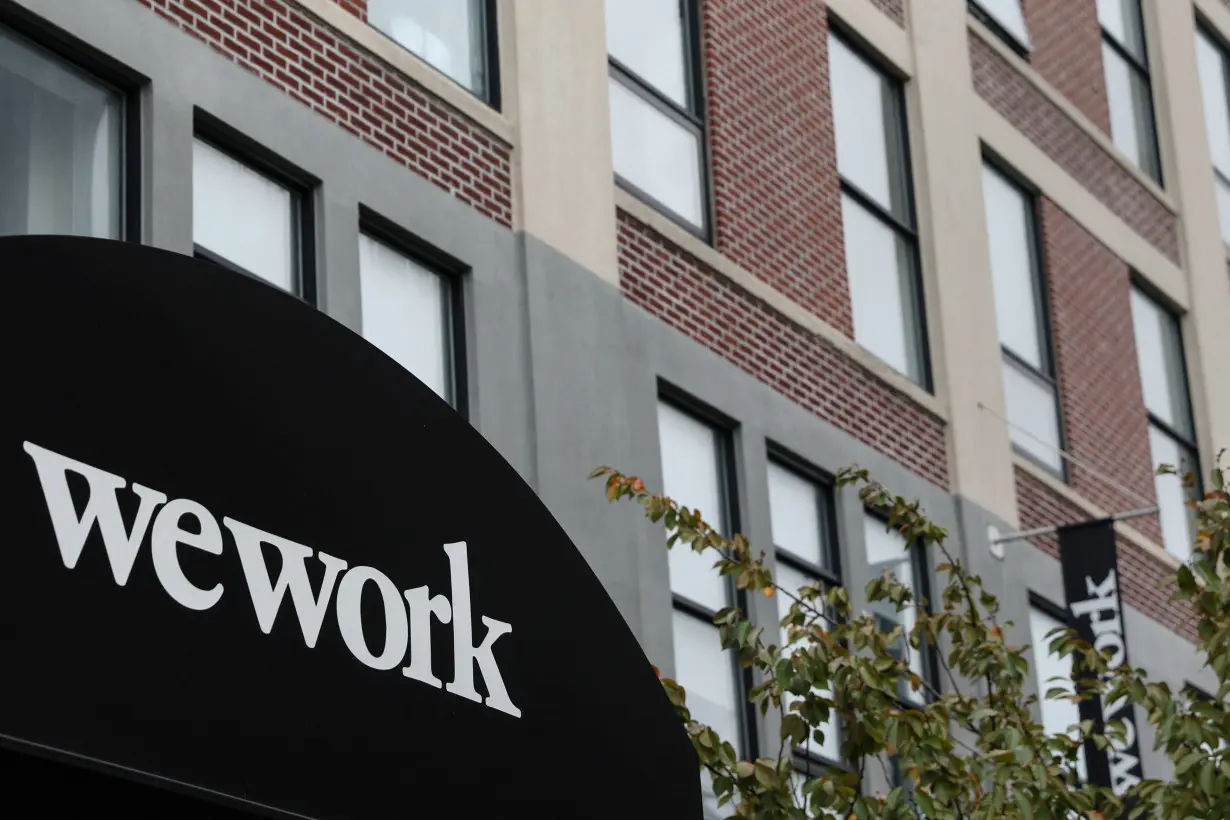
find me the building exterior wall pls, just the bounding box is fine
[5,0,1230,793]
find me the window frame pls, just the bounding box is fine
[967,0,1032,58]
[0,12,144,242]
[863,509,940,711]
[607,0,713,241]
[1097,0,1162,183]
[1027,592,1089,784]
[982,156,1069,481]
[766,446,845,771]
[364,0,500,107]
[191,112,317,305]
[1197,20,1230,245]
[358,205,469,415]
[830,23,932,391]
[658,389,755,760]
[1129,278,1202,550]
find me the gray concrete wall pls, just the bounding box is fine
[7,0,1215,784]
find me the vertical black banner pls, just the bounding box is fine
[1058,519,1144,794]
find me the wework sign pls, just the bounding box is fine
[0,236,699,819]
[1058,519,1145,795]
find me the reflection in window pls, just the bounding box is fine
[0,26,122,239]
[368,0,489,98]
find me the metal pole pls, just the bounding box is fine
[990,506,1159,546]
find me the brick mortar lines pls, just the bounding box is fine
[137,0,513,227]
[969,35,1179,264]
[1015,467,1196,643]
[618,210,950,490]
[869,0,905,26]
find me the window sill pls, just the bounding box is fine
[614,188,949,424]
[967,16,1177,215]
[289,0,514,145]
[1011,455,1180,570]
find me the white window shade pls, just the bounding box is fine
[767,462,828,569]
[982,165,1045,368]
[971,0,1032,49]
[609,78,704,229]
[1102,43,1159,180]
[1029,607,1087,781]
[1002,357,1063,473]
[358,234,453,402]
[775,560,841,761]
[864,514,925,705]
[1149,427,1196,562]
[657,401,730,611]
[1130,287,1193,438]
[193,139,296,293]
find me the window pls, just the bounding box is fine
[367,0,493,101]
[657,400,742,818]
[1196,25,1230,245]
[968,0,1031,53]
[606,0,708,234]
[1097,0,1160,181]
[192,137,308,299]
[1029,604,1087,781]
[830,33,927,386]
[359,232,457,404]
[0,26,123,239]
[768,459,841,765]
[982,163,1064,476]
[864,513,930,706]
[1129,286,1199,561]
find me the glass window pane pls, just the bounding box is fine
[768,462,830,570]
[359,234,452,402]
[982,165,1046,369]
[604,0,688,108]
[971,0,1032,48]
[1097,0,1146,59]
[658,401,730,611]
[0,28,121,239]
[1129,287,1192,437]
[775,561,841,761]
[367,0,487,96]
[1149,426,1197,562]
[864,515,925,705]
[1197,30,1230,177]
[609,77,704,229]
[829,35,909,219]
[1103,45,1159,180]
[193,139,296,293]
[1215,175,1230,247]
[1002,356,1064,473]
[673,611,741,748]
[1029,607,1087,781]
[842,196,923,383]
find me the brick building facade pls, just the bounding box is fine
[2,0,1229,812]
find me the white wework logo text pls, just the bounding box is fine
[1070,569,1139,793]
[22,441,521,718]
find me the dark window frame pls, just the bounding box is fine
[1098,0,1162,183]
[766,447,845,771]
[829,23,932,392]
[0,12,145,243]
[982,155,1070,482]
[192,111,318,307]
[357,205,469,417]
[657,387,756,761]
[608,0,713,242]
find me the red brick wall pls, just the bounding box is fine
[1039,199,1162,544]
[868,0,905,27]
[1015,468,1195,643]
[702,0,853,336]
[969,34,1178,263]
[138,0,512,226]
[618,210,949,489]
[1020,0,1109,132]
